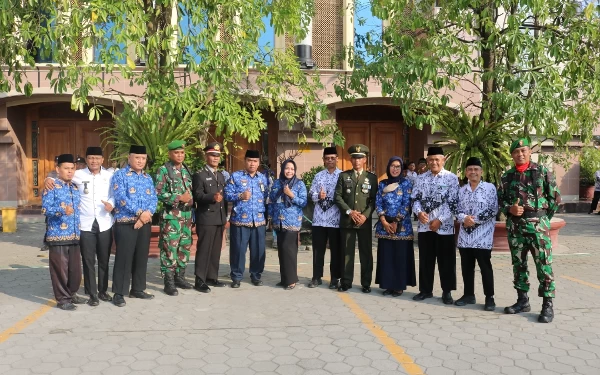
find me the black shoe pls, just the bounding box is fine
[57,302,77,311]
[504,290,531,314]
[87,294,100,307]
[362,286,371,293]
[98,292,113,302]
[454,295,476,306]
[129,290,155,299]
[337,284,349,292]
[113,294,126,307]
[329,279,340,289]
[71,294,88,305]
[206,279,226,287]
[391,291,403,297]
[412,292,433,301]
[164,274,179,296]
[308,278,321,288]
[442,292,454,305]
[251,279,263,286]
[175,268,193,289]
[484,297,496,311]
[383,289,393,296]
[538,297,554,323]
[194,277,211,293]
[231,281,241,288]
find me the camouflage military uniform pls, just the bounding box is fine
[156,161,194,275]
[497,162,561,298]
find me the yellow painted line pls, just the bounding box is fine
[561,275,600,290]
[338,293,425,375]
[0,299,56,344]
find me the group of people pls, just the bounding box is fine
[41,137,560,324]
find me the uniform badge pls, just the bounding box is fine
[346,189,351,193]
[60,202,66,209]
[129,187,136,194]
[260,183,265,192]
[519,140,524,146]
[126,172,132,176]
[356,145,361,153]
[214,144,221,151]
[83,181,90,194]
[146,189,151,195]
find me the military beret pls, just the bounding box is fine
[348,144,368,158]
[510,138,530,153]
[245,150,260,159]
[167,140,185,151]
[465,157,482,168]
[204,142,222,154]
[85,147,103,156]
[129,145,147,154]
[323,146,337,156]
[427,146,444,156]
[57,154,75,165]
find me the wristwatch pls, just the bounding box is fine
[346,209,351,215]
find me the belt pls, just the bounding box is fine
[520,210,546,218]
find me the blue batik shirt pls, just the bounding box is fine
[111,164,158,223]
[375,179,414,240]
[224,170,269,227]
[42,179,81,245]
[268,179,308,231]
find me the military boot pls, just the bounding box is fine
[504,290,531,314]
[538,297,554,323]
[164,273,179,296]
[175,268,193,289]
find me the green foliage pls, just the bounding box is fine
[436,108,517,186]
[337,0,600,148]
[579,147,600,186]
[300,165,325,193]
[0,0,344,154]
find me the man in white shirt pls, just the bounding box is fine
[45,147,115,306]
[308,147,342,289]
[455,157,497,311]
[411,147,460,304]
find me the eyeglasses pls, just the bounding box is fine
[390,165,402,169]
[323,157,337,161]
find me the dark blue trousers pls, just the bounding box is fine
[229,224,266,281]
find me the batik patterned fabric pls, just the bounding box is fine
[224,170,269,227]
[111,165,158,223]
[411,169,460,235]
[269,179,308,231]
[595,170,600,191]
[42,179,81,245]
[456,181,498,249]
[375,179,414,240]
[309,168,342,228]
[498,162,561,298]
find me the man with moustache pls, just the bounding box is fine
[498,138,561,323]
[411,147,460,304]
[334,144,378,293]
[111,145,158,307]
[308,146,343,289]
[192,142,228,293]
[156,140,195,296]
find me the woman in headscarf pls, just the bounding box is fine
[269,160,307,289]
[374,156,416,296]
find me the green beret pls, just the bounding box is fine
[348,144,369,158]
[509,138,530,153]
[167,140,185,151]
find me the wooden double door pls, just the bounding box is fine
[338,122,404,181]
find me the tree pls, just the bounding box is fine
[337,0,600,180]
[0,0,343,168]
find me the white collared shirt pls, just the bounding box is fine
[456,181,498,249]
[72,167,115,232]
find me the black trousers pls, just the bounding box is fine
[277,230,299,286]
[80,219,113,295]
[340,226,373,288]
[418,231,456,293]
[49,244,82,304]
[311,226,342,280]
[112,222,151,295]
[195,224,224,281]
[458,247,494,297]
[590,191,600,213]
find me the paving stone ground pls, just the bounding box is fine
[0,213,599,374]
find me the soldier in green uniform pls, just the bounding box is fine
[334,144,378,293]
[498,138,561,323]
[156,140,194,296]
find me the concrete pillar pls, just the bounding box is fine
[342,0,354,71]
[294,19,315,69]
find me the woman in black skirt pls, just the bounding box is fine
[268,160,307,289]
[374,156,416,296]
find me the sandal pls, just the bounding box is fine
[285,284,296,290]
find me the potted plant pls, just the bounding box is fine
[579,147,600,201]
